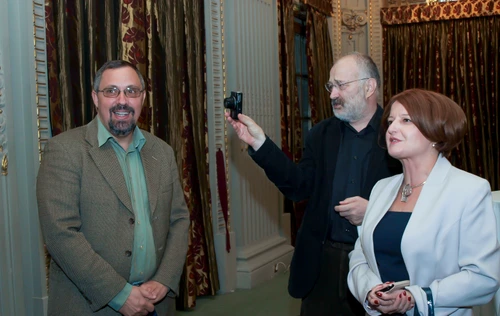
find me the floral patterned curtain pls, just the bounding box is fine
[381,0,500,189]
[45,0,218,310]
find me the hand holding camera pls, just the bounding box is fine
[224,91,243,120]
[224,92,266,151]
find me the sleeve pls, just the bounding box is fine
[249,132,317,202]
[422,180,500,313]
[37,139,128,311]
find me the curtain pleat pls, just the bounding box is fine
[120,0,152,131]
[383,15,500,190]
[278,0,302,245]
[278,0,301,163]
[306,7,333,125]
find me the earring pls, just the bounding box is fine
[432,143,436,148]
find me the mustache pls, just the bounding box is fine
[331,97,343,107]
[110,104,135,114]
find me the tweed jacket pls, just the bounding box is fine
[348,155,500,315]
[37,118,190,315]
[250,110,400,298]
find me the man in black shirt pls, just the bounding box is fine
[226,52,400,315]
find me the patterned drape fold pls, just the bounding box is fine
[382,0,500,190]
[303,0,334,16]
[45,0,218,310]
[278,0,302,245]
[45,1,122,135]
[278,0,301,164]
[306,6,334,125]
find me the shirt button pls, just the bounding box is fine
[353,156,357,160]
[345,229,350,232]
[129,218,135,225]
[140,245,143,249]
[137,220,141,225]
[351,180,355,184]
[125,250,132,257]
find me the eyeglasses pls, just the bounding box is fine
[325,78,370,93]
[96,86,145,98]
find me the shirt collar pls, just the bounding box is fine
[97,117,146,151]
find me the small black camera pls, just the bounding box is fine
[224,91,243,120]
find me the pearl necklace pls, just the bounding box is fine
[401,181,426,202]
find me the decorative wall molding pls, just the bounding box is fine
[33,0,50,161]
[368,0,384,105]
[205,0,238,294]
[341,9,367,39]
[205,0,230,237]
[331,0,342,58]
[0,49,8,176]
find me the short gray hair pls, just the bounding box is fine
[342,52,381,92]
[93,60,146,91]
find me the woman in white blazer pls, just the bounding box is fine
[348,89,500,315]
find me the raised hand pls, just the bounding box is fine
[225,112,266,151]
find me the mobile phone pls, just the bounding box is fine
[379,280,410,293]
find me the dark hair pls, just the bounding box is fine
[93,60,145,91]
[381,89,467,157]
[345,52,381,92]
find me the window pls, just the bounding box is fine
[294,12,311,148]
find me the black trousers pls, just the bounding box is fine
[300,241,366,316]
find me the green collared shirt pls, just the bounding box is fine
[96,119,157,311]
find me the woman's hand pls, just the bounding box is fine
[367,283,415,314]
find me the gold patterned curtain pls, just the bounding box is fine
[382,0,500,189]
[306,6,334,124]
[45,0,218,310]
[278,0,302,245]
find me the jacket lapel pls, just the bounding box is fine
[407,155,451,226]
[86,118,134,214]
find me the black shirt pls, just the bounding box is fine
[329,106,382,243]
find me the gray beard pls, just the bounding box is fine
[109,120,136,136]
[332,103,365,122]
[108,104,136,136]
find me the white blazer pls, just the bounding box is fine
[348,155,500,315]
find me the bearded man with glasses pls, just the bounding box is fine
[37,60,189,316]
[226,52,400,315]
